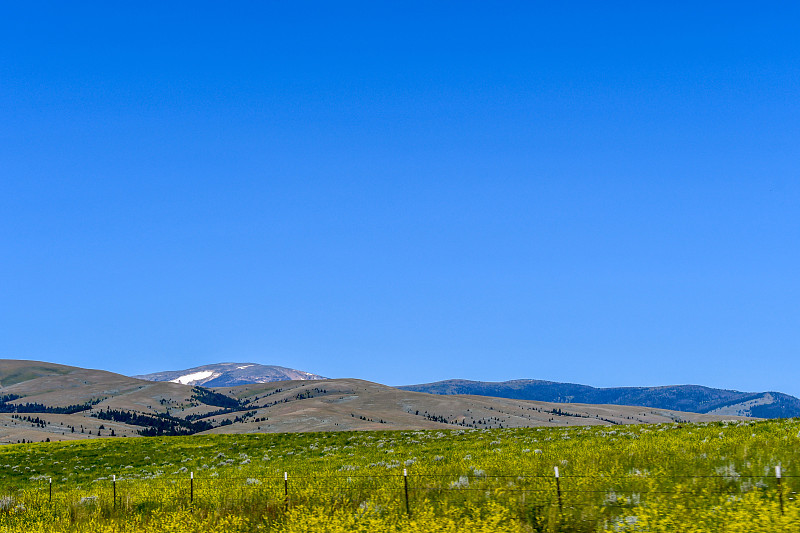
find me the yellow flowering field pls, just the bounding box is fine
[0,418,797,531]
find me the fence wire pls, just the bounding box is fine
[5,468,795,508]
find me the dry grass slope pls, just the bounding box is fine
[0,360,748,444]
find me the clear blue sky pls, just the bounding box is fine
[2,2,799,395]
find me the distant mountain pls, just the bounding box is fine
[0,359,748,444]
[134,362,326,387]
[399,379,800,419]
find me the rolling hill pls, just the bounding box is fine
[0,359,746,444]
[399,379,800,418]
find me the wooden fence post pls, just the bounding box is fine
[776,465,784,516]
[284,472,289,509]
[554,466,563,513]
[113,475,116,508]
[190,472,194,504]
[403,468,410,516]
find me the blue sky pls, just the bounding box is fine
[2,2,799,395]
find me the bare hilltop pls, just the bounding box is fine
[0,359,750,445]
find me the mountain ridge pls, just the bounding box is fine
[134,362,326,387]
[398,379,800,418]
[0,359,748,444]
[132,362,800,419]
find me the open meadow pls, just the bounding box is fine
[0,418,797,532]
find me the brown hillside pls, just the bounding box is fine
[0,360,749,444]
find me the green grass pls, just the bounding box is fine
[0,418,798,531]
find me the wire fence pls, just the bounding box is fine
[3,465,796,518]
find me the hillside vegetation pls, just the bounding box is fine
[0,360,744,444]
[0,419,797,531]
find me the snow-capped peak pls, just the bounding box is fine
[135,362,326,387]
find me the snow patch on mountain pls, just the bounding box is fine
[169,370,217,385]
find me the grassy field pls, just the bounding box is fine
[0,418,798,532]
